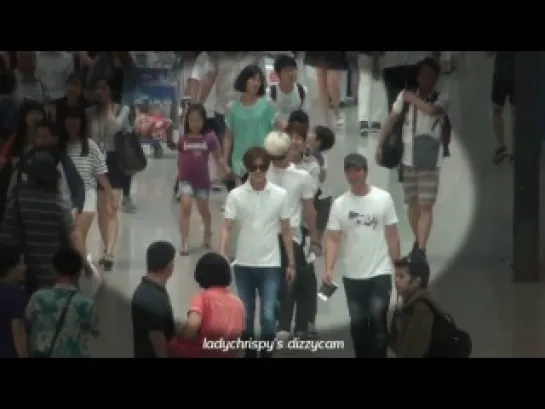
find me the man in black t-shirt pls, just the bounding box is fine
[488,51,515,165]
[131,241,176,358]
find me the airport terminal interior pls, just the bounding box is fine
[79,52,545,358]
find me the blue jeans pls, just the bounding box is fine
[343,275,391,358]
[234,266,282,343]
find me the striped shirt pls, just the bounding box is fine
[0,187,75,285]
[66,139,108,191]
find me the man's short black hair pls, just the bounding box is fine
[417,57,441,76]
[53,247,83,278]
[0,245,21,278]
[314,125,335,152]
[234,64,266,96]
[287,109,309,127]
[194,252,232,289]
[274,55,297,74]
[146,241,176,272]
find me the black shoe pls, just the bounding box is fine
[360,121,369,137]
[102,254,114,272]
[370,122,381,132]
[493,146,508,164]
[297,323,318,340]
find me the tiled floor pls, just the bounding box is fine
[86,52,545,358]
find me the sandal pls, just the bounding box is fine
[180,244,189,256]
[98,251,107,267]
[102,253,114,272]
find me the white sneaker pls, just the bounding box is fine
[276,330,291,342]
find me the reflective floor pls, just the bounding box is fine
[86,52,545,358]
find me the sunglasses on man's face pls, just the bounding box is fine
[247,163,268,172]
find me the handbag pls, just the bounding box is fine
[379,103,409,169]
[32,291,77,358]
[113,106,147,175]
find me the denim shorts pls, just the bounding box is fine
[179,181,209,199]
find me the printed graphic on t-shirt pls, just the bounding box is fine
[348,211,378,230]
[183,140,208,156]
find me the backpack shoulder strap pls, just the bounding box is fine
[46,291,78,357]
[269,85,277,101]
[414,297,457,326]
[297,83,306,106]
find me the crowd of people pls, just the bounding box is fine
[0,51,486,358]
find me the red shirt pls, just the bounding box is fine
[169,287,245,358]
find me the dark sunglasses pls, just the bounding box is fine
[247,163,268,172]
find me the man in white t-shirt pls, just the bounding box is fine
[376,57,449,257]
[265,131,320,339]
[36,51,74,103]
[219,145,295,358]
[267,55,309,123]
[324,153,400,358]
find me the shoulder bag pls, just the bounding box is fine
[113,105,148,175]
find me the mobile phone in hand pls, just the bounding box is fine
[318,281,338,302]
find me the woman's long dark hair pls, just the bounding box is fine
[63,107,88,156]
[12,100,46,157]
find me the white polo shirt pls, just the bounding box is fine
[392,90,450,168]
[294,156,320,195]
[267,164,315,245]
[327,186,398,280]
[224,181,289,267]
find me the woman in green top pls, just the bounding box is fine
[224,64,284,184]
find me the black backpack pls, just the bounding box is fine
[379,90,452,169]
[413,298,472,358]
[269,83,306,108]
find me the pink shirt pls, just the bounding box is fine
[177,132,219,189]
[169,287,245,358]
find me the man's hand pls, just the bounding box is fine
[403,91,417,104]
[286,264,296,282]
[323,269,333,285]
[310,242,322,257]
[220,165,231,180]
